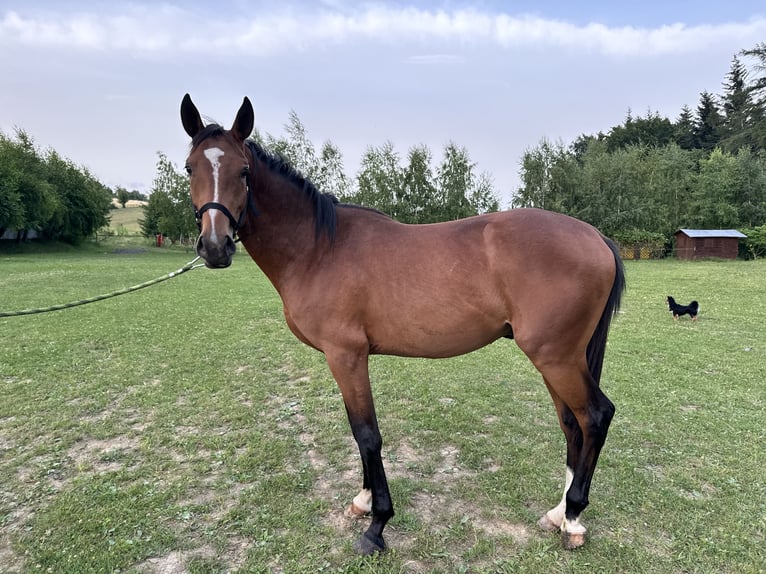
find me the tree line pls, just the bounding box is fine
[141,110,500,242]
[514,43,766,255]
[0,130,113,243]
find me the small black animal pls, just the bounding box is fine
[667,296,699,321]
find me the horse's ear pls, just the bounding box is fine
[181,94,204,138]
[232,96,254,142]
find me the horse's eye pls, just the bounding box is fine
[240,167,249,179]
[185,165,192,176]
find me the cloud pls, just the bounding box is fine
[2,5,765,58]
[405,54,465,65]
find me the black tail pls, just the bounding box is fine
[586,237,626,385]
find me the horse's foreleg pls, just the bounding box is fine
[326,350,393,555]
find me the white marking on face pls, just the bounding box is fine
[203,147,225,240]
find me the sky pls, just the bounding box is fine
[2,1,766,207]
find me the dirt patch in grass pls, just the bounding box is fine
[68,436,140,473]
[0,533,25,573]
[478,517,532,544]
[135,537,253,573]
[0,487,29,574]
[137,546,216,574]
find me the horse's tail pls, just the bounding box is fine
[586,236,626,385]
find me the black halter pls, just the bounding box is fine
[194,201,245,233]
[193,154,259,239]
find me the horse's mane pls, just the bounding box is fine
[246,140,339,242]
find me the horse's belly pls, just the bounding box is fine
[367,311,507,358]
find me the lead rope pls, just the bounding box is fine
[0,255,205,318]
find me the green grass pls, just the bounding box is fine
[1,240,764,573]
[107,206,145,235]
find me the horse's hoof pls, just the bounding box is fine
[537,514,559,532]
[353,532,386,555]
[562,530,586,550]
[345,501,370,519]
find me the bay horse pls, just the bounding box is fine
[180,94,625,554]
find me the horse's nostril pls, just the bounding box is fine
[225,235,236,256]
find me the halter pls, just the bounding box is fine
[194,201,246,233]
[193,150,259,240]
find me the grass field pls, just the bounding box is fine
[1,240,764,573]
[107,206,146,235]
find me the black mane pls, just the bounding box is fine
[246,140,338,242]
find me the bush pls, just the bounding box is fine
[740,225,766,259]
[612,229,667,259]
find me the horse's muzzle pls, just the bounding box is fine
[196,233,236,268]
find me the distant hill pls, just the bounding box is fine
[109,206,144,233]
[111,198,148,208]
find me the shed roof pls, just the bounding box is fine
[676,229,747,238]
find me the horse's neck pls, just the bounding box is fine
[240,166,322,290]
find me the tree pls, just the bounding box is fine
[651,143,699,235]
[731,147,766,227]
[741,223,766,259]
[436,143,477,221]
[0,129,111,243]
[258,111,351,199]
[43,150,111,243]
[606,109,675,151]
[741,42,766,97]
[719,56,757,151]
[0,129,61,240]
[140,152,196,243]
[433,142,499,220]
[399,144,438,223]
[693,91,724,151]
[0,133,25,236]
[740,42,766,150]
[690,148,740,228]
[468,171,500,215]
[350,141,498,222]
[674,105,697,150]
[513,138,573,212]
[352,141,403,218]
[115,186,131,208]
[314,141,351,199]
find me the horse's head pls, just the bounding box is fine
[180,94,254,268]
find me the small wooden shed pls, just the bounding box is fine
[674,229,746,260]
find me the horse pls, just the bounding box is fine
[180,94,625,554]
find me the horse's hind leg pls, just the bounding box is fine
[537,390,581,533]
[537,366,615,549]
